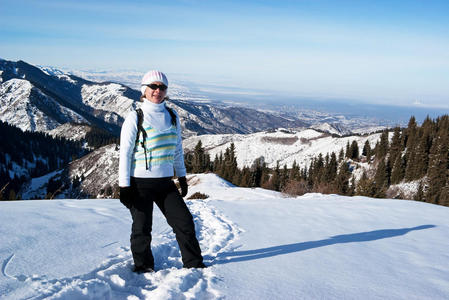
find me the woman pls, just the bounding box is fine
[119,70,205,273]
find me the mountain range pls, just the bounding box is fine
[0,59,389,200]
[1,59,312,139]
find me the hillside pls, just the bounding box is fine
[1,174,448,299]
[184,128,381,169]
[0,59,308,140]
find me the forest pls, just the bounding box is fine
[185,115,449,207]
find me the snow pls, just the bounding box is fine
[0,78,88,132]
[1,173,448,299]
[184,128,381,169]
[20,169,63,200]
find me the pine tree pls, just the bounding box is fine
[313,153,325,186]
[338,148,345,162]
[239,167,251,187]
[374,159,388,197]
[280,164,289,191]
[335,162,350,195]
[191,140,210,173]
[390,153,405,184]
[425,132,448,204]
[271,161,281,191]
[389,127,403,163]
[289,160,300,181]
[325,152,338,182]
[356,171,375,197]
[376,130,389,160]
[345,141,351,159]
[350,140,359,160]
[404,116,418,181]
[362,140,372,162]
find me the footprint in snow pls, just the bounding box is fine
[7,199,241,299]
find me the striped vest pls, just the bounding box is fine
[132,125,178,169]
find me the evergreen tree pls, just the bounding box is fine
[349,140,359,160]
[345,141,351,159]
[390,153,405,184]
[404,116,419,181]
[389,127,403,163]
[213,154,220,173]
[239,167,251,187]
[362,140,372,162]
[280,164,289,191]
[338,148,345,162]
[191,140,210,173]
[374,159,389,197]
[335,162,351,195]
[425,132,448,204]
[324,152,338,182]
[270,161,281,191]
[289,160,301,181]
[356,171,375,197]
[376,130,389,160]
[250,157,266,187]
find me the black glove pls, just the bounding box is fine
[178,177,188,197]
[119,186,133,209]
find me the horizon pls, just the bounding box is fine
[1,0,449,108]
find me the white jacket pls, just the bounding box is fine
[119,100,187,187]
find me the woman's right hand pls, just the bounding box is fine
[119,186,133,209]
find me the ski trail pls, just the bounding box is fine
[12,199,241,299]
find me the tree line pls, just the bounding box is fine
[185,115,449,207]
[0,121,87,200]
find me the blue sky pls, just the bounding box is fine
[1,0,449,107]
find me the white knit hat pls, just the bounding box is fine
[140,70,168,95]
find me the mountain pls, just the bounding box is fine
[310,122,352,135]
[169,99,306,137]
[183,128,381,169]
[19,144,119,200]
[19,127,386,199]
[0,59,309,140]
[1,173,448,299]
[0,59,135,135]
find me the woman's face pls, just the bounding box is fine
[144,81,167,104]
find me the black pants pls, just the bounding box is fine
[129,177,203,269]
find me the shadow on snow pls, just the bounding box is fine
[213,225,436,264]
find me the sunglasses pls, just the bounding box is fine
[147,83,167,91]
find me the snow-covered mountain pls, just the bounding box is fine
[184,128,381,169]
[310,122,352,136]
[20,127,383,199]
[0,78,89,132]
[0,59,135,135]
[48,123,93,141]
[1,59,309,140]
[2,173,448,299]
[19,144,120,200]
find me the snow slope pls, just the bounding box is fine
[1,173,448,299]
[184,128,382,169]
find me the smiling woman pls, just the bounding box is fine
[118,70,206,272]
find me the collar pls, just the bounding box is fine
[141,99,166,112]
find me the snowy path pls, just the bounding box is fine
[0,196,241,299]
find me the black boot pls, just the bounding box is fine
[133,265,154,273]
